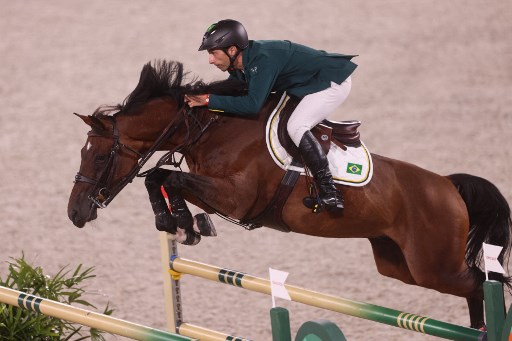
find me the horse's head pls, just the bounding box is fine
[67,60,186,228]
[67,59,247,228]
[68,113,144,227]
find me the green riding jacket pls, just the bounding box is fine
[208,40,357,115]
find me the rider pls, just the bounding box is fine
[185,19,357,212]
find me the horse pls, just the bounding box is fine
[67,60,512,329]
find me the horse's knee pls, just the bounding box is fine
[144,176,169,214]
[144,175,159,190]
[145,168,173,186]
[162,171,184,189]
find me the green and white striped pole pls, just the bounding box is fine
[169,257,486,341]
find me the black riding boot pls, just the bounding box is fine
[298,131,344,212]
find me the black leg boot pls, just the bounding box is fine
[298,131,344,212]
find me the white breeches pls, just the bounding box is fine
[287,76,352,146]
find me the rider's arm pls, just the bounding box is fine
[208,55,280,115]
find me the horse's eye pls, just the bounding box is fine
[95,155,107,164]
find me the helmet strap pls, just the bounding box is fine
[222,47,242,72]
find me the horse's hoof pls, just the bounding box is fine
[175,228,201,246]
[194,213,217,236]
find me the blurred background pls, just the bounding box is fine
[1,1,511,340]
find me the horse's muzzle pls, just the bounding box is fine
[68,204,98,228]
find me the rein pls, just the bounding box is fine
[74,104,260,231]
[75,106,215,209]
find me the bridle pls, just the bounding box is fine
[74,106,216,209]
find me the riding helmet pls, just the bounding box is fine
[198,19,249,51]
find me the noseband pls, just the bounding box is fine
[74,106,216,209]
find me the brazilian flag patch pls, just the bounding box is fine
[346,163,363,175]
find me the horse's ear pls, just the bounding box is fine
[74,113,92,126]
[73,113,106,131]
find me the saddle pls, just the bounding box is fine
[241,93,363,232]
[276,95,362,159]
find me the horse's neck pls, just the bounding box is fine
[120,98,181,146]
[185,108,268,175]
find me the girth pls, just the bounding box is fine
[240,162,301,232]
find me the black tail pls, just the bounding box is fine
[449,173,512,288]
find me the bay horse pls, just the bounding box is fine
[67,60,511,329]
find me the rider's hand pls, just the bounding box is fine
[185,94,209,107]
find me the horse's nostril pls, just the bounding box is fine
[68,209,76,221]
[69,209,85,228]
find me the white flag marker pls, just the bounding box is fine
[269,268,291,308]
[483,242,506,281]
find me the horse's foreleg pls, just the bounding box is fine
[150,169,248,241]
[144,170,177,234]
[163,170,244,218]
[144,169,216,245]
[163,186,201,245]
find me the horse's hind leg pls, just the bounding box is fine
[369,237,487,327]
[465,268,486,329]
[399,226,485,329]
[369,236,416,286]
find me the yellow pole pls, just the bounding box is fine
[179,323,252,341]
[160,232,180,331]
[0,286,194,341]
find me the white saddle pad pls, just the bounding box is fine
[265,93,373,187]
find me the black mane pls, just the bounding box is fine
[93,60,247,116]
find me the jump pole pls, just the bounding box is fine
[160,234,252,341]
[0,286,194,341]
[160,231,182,331]
[169,257,486,341]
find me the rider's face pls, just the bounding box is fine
[207,47,237,72]
[208,49,229,71]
